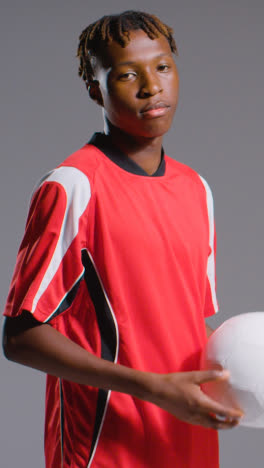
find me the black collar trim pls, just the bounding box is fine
[88,133,166,177]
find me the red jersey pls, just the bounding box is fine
[4,133,219,468]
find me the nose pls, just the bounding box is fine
[138,71,162,98]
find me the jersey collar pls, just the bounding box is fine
[88,133,166,177]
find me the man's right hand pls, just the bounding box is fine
[144,369,243,430]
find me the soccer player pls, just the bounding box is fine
[2,10,242,468]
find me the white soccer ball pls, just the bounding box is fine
[201,312,264,428]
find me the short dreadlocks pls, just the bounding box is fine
[77,10,178,84]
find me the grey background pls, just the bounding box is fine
[1,0,264,466]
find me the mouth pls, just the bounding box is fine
[140,102,171,119]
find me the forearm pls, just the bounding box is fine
[205,322,214,338]
[3,317,152,400]
[3,315,242,429]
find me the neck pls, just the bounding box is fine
[104,121,164,176]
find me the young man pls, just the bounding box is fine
[2,10,242,468]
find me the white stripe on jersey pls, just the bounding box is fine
[31,166,91,314]
[198,175,218,313]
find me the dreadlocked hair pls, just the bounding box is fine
[77,10,178,84]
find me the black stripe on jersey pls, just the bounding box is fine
[81,249,118,466]
[81,250,117,362]
[45,275,83,323]
[59,379,65,467]
[89,388,108,462]
[89,132,166,177]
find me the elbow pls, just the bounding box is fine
[2,316,26,362]
[2,312,40,362]
[2,332,20,361]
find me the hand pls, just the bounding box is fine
[147,369,243,430]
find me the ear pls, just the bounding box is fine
[86,80,104,107]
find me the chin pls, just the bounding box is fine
[139,124,172,139]
[125,120,172,139]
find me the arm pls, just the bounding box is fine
[205,322,214,338]
[3,312,242,430]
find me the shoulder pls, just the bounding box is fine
[61,143,101,172]
[29,144,102,214]
[164,155,215,218]
[165,154,213,194]
[32,143,105,200]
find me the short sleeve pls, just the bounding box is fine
[199,176,219,317]
[3,166,91,323]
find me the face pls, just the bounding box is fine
[90,29,179,139]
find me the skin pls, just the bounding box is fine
[3,30,243,430]
[88,30,179,175]
[206,322,214,338]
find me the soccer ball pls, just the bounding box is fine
[201,312,264,428]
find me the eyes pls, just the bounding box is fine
[157,64,170,72]
[118,63,171,81]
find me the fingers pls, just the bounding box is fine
[203,413,241,430]
[156,370,243,429]
[183,398,241,430]
[197,387,244,420]
[186,393,242,429]
[194,369,230,384]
